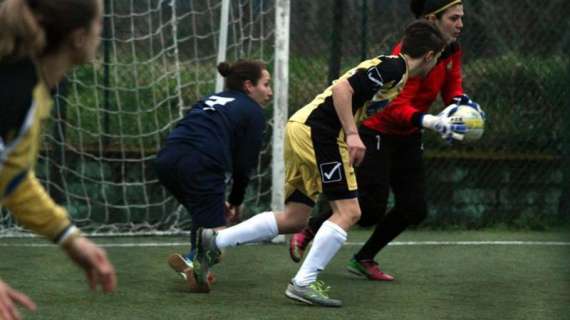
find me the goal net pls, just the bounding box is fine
[0,0,288,236]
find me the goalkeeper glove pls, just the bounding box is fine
[452,94,486,119]
[421,113,467,142]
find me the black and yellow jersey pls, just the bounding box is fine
[0,58,72,241]
[289,54,409,136]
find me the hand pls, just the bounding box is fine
[0,280,36,320]
[224,201,233,222]
[62,237,117,293]
[452,94,485,119]
[345,132,366,166]
[225,202,242,225]
[421,114,467,143]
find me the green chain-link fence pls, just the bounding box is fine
[288,0,570,228]
[2,0,567,235]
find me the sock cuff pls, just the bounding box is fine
[322,220,347,241]
[260,211,278,235]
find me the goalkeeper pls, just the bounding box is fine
[0,0,117,319]
[155,60,272,288]
[290,0,483,281]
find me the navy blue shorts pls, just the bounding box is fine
[154,146,227,231]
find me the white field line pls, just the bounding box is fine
[0,240,569,248]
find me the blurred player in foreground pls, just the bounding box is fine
[0,0,117,319]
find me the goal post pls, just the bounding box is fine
[215,0,231,92]
[0,0,290,237]
[272,0,290,213]
[269,0,290,243]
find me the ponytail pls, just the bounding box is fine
[217,62,232,77]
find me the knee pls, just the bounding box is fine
[289,219,309,232]
[279,207,311,233]
[345,206,361,226]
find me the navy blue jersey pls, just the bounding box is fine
[165,90,266,205]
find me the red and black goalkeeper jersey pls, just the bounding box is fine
[361,41,464,135]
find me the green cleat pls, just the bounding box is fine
[347,257,395,281]
[285,280,342,307]
[193,228,222,292]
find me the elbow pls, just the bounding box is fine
[331,79,353,101]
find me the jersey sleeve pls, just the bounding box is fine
[391,41,403,55]
[384,40,427,126]
[0,59,36,144]
[347,58,404,102]
[382,77,425,127]
[228,106,265,206]
[441,48,464,104]
[1,171,72,241]
[0,59,73,242]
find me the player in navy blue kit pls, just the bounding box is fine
[155,60,272,289]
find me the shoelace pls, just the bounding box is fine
[310,280,331,298]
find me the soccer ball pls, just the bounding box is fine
[448,105,485,142]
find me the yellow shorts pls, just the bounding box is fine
[284,121,357,206]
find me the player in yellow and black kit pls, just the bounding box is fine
[192,20,463,307]
[0,1,116,318]
[284,54,409,204]
[290,0,479,282]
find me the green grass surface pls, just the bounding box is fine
[1,229,569,320]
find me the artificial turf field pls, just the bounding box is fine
[1,229,569,320]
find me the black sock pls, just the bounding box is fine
[308,209,333,234]
[190,227,197,250]
[354,209,409,261]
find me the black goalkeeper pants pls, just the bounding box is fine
[309,126,427,260]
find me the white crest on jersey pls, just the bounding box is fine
[204,96,236,111]
[367,67,384,89]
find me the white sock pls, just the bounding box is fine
[215,211,278,249]
[292,220,347,286]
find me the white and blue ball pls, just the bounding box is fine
[448,105,485,142]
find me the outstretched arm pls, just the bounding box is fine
[1,172,117,293]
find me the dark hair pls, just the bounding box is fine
[217,60,267,92]
[0,0,99,60]
[410,0,462,19]
[400,20,446,58]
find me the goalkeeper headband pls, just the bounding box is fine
[424,0,462,16]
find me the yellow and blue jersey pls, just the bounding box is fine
[0,58,71,241]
